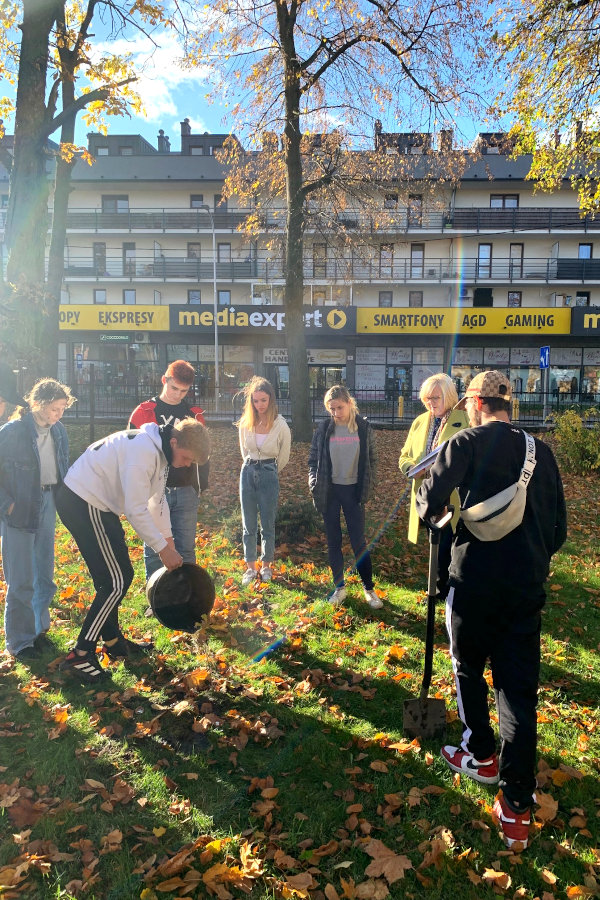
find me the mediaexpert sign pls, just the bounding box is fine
[59,305,169,331]
[170,304,355,334]
[357,307,571,335]
[571,306,600,336]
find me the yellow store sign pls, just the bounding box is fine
[357,307,571,335]
[59,305,169,331]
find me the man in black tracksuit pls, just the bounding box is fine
[416,370,566,850]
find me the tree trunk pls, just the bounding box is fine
[281,20,312,442]
[5,0,57,285]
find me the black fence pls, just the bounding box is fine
[62,376,600,430]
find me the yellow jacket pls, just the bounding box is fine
[398,409,470,543]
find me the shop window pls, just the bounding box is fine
[123,289,136,305]
[408,194,423,227]
[187,242,201,258]
[379,291,393,307]
[190,194,204,208]
[508,291,522,307]
[410,243,424,278]
[490,194,519,208]
[218,290,231,306]
[187,290,201,305]
[409,291,423,307]
[101,194,128,213]
[94,289,107,304]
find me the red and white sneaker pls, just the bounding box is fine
[441,745,499,784]
[492,793,531,850]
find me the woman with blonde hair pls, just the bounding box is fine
[308,385,381,608]
[399,372,468,597]
[237,377,291,586]
[0,378,75,660]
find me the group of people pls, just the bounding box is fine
[0,361,567,851]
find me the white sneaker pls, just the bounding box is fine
[328,586,347,605]
[260,566,273,583]
[241,568,256,587]
[364,588,383,609]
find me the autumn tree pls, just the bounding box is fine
[495,0,600,213]
[0,0,155,377]
[184,0,492,440]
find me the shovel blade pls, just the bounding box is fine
[402,697,446,740]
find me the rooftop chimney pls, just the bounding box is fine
[439,129,453,152]
[157,129,171,153]
[181,118,191,136]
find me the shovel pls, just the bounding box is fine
[402,508,453,740]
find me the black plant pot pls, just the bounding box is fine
[146,563,215,632]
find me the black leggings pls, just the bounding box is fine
[56,485,134,651]
[323,483,373,590]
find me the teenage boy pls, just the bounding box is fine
[129,360,209,579]
[56,418,210,682]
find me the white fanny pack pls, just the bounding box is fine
[460,431,537,541]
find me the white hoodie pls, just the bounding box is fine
[64,422,171,552]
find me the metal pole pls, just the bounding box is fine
[202,204,219,415]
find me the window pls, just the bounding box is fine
[408,194,423,227]
[101,194,129,213]
[218,290,231,306]
[190,194,204,208]
[384,193,398,209]
[409,290,423,307]
[379,243,394,278]
[410,243,424,278]
[313,242,327,277]
[579,243,593,259]
[508,291,522,307]
[379,291,393,307]
[576,291,590,306]
[93,242,106,275]
[187,290,201,305]
[509,243,524,278]
[190,146,204,155]
[123,242,136,276]
[187,242,202,259]
[477,243,492,278]
[94,289,107,304]
[490,194,519,208]
[217,243,231,263]
[119,146,133,156]
[1,194,8,207]
[97,147,109,156]
[214,194,227,211]
[313,289,327,306]
[123,289,136,305]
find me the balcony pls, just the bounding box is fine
[61,252,600,284]
[60,205,600,236]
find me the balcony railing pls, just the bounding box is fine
[56,205,600,235]
[61,253,600,284]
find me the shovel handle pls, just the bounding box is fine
[420,590,436,701]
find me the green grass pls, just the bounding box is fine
[1,430,599,899]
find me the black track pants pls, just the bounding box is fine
[446,584,542,808]
[56,484,134,651]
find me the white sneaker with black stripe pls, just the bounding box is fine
[59,650,108,683]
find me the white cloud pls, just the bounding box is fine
[90,30,212,122]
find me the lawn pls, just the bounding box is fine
[0,427,599,900]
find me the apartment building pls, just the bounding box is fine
[3,119,600,403]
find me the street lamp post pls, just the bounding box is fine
[201,204,219,414]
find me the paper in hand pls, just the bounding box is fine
[406,441,446,479]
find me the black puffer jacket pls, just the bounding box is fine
[308,415,377,514]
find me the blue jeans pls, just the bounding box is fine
[1,488,57,655]
[239,461,279,564]
[144,486,199,579]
